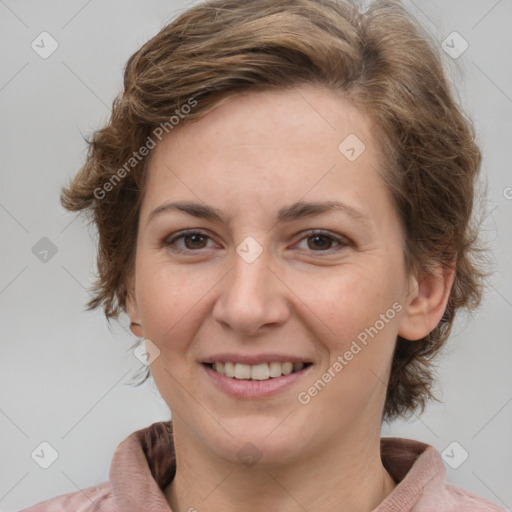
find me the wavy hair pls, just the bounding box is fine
[61,0,487,422]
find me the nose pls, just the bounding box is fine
[211,248,290,336]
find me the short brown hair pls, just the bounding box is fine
[61,0,487,422]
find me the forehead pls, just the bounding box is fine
[141,85,390,225]
[160,86,374,160]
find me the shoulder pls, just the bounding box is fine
[423,481,507,511]
[18,482,113,512]
[379,437,506,511]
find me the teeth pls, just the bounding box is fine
[234,363,251,379]
[269,361,282,378]
[224,361,234,378]
[282,362,293,375]
[251,363,270,381]
[210,361,307,380]
[213,362,225,374]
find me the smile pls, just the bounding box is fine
[205,361,311,380]
[202,360,313,399]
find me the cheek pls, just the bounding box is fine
[134,261,210,408]
[135,259,211,350]
[303,271,400,410]
[306,264,401,380]
[308,266,393,336]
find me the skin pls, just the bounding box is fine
[127,84,454,512]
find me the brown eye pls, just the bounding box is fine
[295,230,348,254]
[164,230,214,253]
[182,233,208,250]
[306,234,336,251]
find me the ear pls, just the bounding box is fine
[126,276,144,338]
[398,262,455,341]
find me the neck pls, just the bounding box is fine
[164,420,396,512]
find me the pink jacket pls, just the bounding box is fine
[20,421,505,511]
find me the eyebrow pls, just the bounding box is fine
[146,199,369,227]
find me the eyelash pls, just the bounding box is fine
[163,229,349,256]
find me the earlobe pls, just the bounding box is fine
[130,321,144,337]
[126,281,144,338]
[398,263,455,341]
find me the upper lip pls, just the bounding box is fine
[202,353,312,365]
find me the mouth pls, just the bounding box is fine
[201,353,314,399]
[203,361,313,381]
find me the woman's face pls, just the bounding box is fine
[128,85,418,465]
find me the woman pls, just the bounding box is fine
[21,0,504,510]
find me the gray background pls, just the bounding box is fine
[1,0,511,510]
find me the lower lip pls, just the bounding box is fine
[202,364,312,399]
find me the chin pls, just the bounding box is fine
[201,415,312,468]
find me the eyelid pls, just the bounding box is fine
[163,228,350,254]
[292,229,349,254]
[164,229,216,251]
